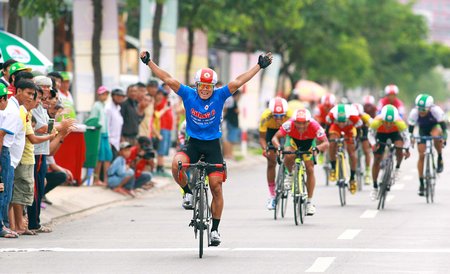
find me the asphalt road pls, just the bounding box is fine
[1,148,450,274]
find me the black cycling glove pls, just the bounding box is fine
[258,54,272,69]
[140,51,151,65]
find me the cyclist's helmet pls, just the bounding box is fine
[294,108,311,122]
[269,97,288,116]
[336,104,348,122]
[362,95,375,105]
[384,84,399,95]
[194,68,218,85]
[352,103,364,115]
[320,93,336,106]
[380,104,399,122]
[415,93,434,110]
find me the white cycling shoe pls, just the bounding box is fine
[306,203,316,216]
[210,230,221,246]
[182,193,194,209]
[370,188,379,201]
[284,174,293,190]
[267,198,276,210]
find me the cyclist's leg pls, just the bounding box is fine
[265,129,278,198]
[394,138,405,168]
[172,139,200,191]
[304,160,315,198]
[431,125,444,172]
[345,128,357,180]
[328,124,340,171]
[283,140,296,173]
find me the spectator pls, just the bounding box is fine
[223,90,242,159]
[5,80,36,233]
[0,59,17,87]
[121,84,142,144]
[107,141,135,196]
[52,71,76,119]
[7,62,32,95]
[153,87,173,176]
[106,88,126,158]
[0,83,18,238]
[89,86,112,186]
[138,93,154,138]
[10,86,54,235]
[126,136,155,190]
[146,80,159,97]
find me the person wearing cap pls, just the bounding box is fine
[10,84,56,235]
[0,59,17,87]
[0,83,18,238]
[3,80,36,233]
[107,141,136,196]
[377,84,405,118]
[106,88,126,157]
[272,109,329,215]
[89,86,113,186]
[140,49,272,246]
[153,86,173,177]
[59,71,73,104]
[8,62,32,88]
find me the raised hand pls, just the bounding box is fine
[140,51,151,65]
[258,52,273,69]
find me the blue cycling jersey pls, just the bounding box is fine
[177,84,232,140]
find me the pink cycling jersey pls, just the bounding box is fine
[278,119,327,141]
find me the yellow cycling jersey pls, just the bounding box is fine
[259,108,293,132]
[370,116,407,134]
[360,113,372,127]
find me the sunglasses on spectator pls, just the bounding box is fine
[273,114,285,119]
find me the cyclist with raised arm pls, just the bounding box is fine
[377,84,405,117]
[326,104,363,194]
[258,97,293,210]
[140,50,272,246]
[368,105,410,200]
[408,94,447,196]
[353,103,373,185]
[271,109,329,215]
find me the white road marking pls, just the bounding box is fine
[391,184,405,190]
[386,195,395,202]
[360,209,378,218]
[337,229,361,240]
[3,247,450,253]
[305,257,336,272]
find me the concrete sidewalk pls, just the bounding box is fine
[41,155,264,226]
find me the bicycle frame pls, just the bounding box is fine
[330,137,348,206]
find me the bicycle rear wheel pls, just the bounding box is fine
[274,164,285,220]
[338,157,346,206]
[198,186,206,258]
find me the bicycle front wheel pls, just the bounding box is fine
[274,163,285,220]
[198,186,206,258]
[425,154,433,204]
[338,156,346,206]
[378,157,392,210]
[293,166,303,225]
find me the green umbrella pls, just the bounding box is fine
[0,30,53,72]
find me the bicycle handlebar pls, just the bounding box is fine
[411,135,443,141]
[376,141,408,150]
[177,161,227,183]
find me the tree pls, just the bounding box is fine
[92,0,103,92]
[151,0,165,65]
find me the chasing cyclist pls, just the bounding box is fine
[326,104,363,194]
[368,105,410,200]
[140,50,272,246]
[353,103,373,185]
[313,93,336,164]
[271,109,329,215]
[259,97,292,210]
[362,95,377,118]
[408,94,447,196]
[377,84,405,117]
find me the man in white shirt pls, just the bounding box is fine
[3,80,36,230]
[106,88,126,157]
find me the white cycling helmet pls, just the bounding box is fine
[415,93,434,109]
[294,108,312,122]
[362,95,375,105]
[380,104,399,122]
[384,84,399,95]
[194,68,218,85]
[320,93,336,106]
[269,97,288,115]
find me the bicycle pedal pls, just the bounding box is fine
[189,220,195,227]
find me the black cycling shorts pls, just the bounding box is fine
[265,128,279,146]
[374,132,402,154]
[180,137,223,175]
[360,126,369,141]
[418,124,441,144]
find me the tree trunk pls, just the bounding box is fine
[152,2,163,65]
[7,0,21,35]
[92,0,103,98]
[185,25,194,84]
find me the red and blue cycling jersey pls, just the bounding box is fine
[177,84,232,140]
[278,118,327,141]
